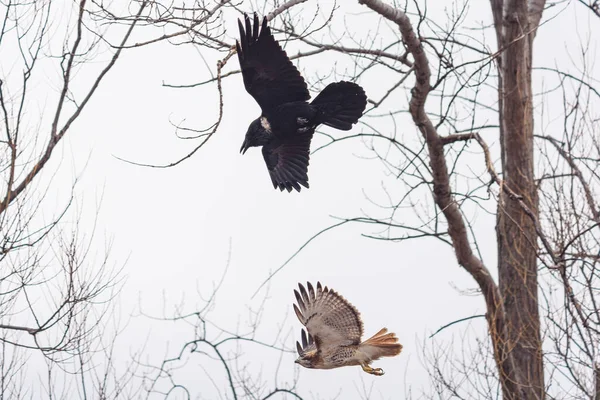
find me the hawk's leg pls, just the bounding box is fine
[360,363,385,376]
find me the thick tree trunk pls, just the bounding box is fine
[495,1,545,399]
[596,363,600,400]
[362,0,546,397]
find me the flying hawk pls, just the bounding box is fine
[293,282,402,375]
[236,14,367,192]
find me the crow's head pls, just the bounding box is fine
[240,117,272,154]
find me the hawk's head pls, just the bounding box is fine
[295,353,317,369]
[295,329,319,369]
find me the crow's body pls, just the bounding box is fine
[236,14,367,192]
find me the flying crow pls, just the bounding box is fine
[236,14,367,192]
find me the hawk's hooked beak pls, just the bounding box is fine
[294,359,300,364]
[240,139,249,155]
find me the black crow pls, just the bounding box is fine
[236,14,367,192]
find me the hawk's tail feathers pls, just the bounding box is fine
[311,81,367,131]
[359,328,403,361]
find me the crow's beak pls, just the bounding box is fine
[240,139,249,155]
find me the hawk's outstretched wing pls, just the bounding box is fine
[262,131,313,192]
[293,282,364,351]
[236,14,310,114]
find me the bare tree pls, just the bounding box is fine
[118,0,600,396]
[0,0,152,397]
[1,1,310,398]
[6,0,595,397]
[171,0,596,398]
[299,1,598,398]
[0,0,135,352]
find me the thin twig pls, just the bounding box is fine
[429,315,486,339]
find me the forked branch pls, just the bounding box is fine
[0,0,148,215]
[357,0,525,394]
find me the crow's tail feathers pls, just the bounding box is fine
[311,81,367,131]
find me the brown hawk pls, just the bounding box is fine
[293,282,402,376]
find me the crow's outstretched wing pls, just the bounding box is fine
[261,130,314,192]
[236,14,310,114]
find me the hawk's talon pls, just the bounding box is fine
[361,363,385,376]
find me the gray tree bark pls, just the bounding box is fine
[492,0,546,398]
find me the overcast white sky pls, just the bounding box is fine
[7,0,599,398]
